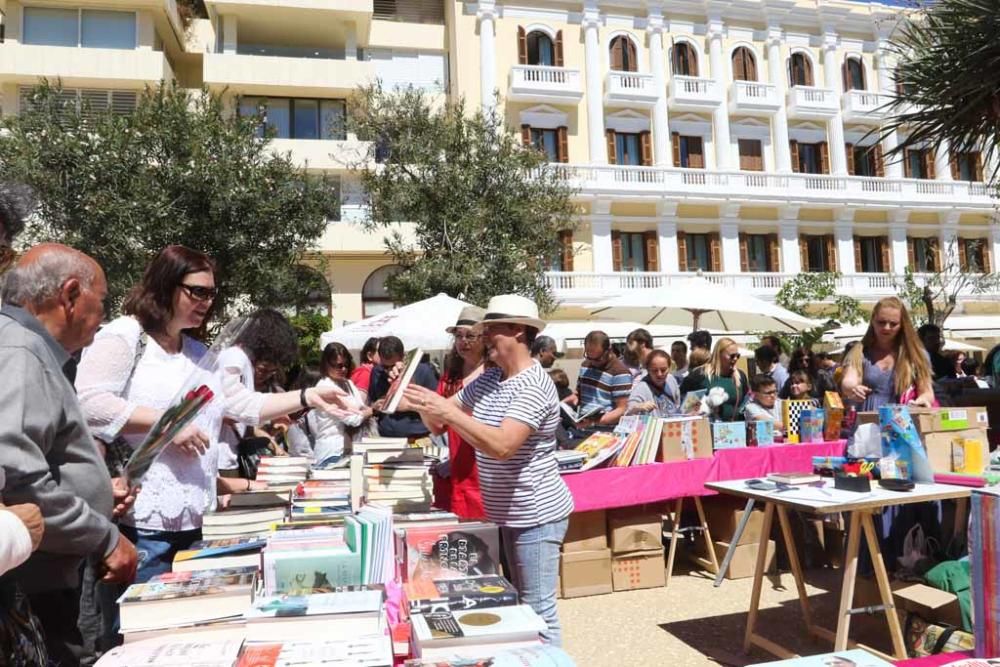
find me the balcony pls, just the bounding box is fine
[544,271,997,307]
[0,44,173,87]
[786,85,839,119]
[667,76,722,112]
[604,71,659,108]
[508,66,583,104]
[729,80,781,116]
[842,90,891,123]
[546,163,996,208]
[203,52,373,96]
[269,138,371,171]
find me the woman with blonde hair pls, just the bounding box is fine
[679,337,748,421]
[840,297,934,410]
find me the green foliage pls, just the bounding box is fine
[881,0,1000,182]
[347,85,578,313]
[773,272,865,349]
[892,246,1000,327]
[0,82,339,315]
[289,311,332,370]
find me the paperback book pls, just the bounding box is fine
[403,575,518,614]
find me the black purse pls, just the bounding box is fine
[236,435,276,480]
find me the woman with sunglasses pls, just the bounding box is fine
[306,343,373,464]
[679,337,749,421]
[779,347,835,400]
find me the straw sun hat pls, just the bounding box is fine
[480,294,546,332]
[446,305,487,334]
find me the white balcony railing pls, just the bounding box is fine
[842,90,890,122]
[508,65,584,103]
[667,75,722,110]
[729,80,781,115]
[604,71,658,107]
[786,85,839,118]
[546,163,995,206]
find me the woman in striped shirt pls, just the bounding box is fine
[402,294,574,647]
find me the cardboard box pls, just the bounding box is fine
[563,510,607,553]
[608,508,663,553]
[702,499,764,546]
[611,549,665,591]
[894,584,963,628]
[924,428,989,474]
[858,407,989,436]
[660,416,712,462]
[694,539,776,579]
[559,549,612,599]
[711,421,747,450]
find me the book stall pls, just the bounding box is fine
[95,437,576,667]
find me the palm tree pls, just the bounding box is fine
[880,0,1000,182]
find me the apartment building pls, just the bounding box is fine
[2,0,997,328]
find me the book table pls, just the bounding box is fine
[705,479,972,661]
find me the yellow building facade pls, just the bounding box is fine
[1,0,997,330]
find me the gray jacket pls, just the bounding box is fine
[0,306,118,593]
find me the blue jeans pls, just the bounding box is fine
[119,525,202,584]
[500,518,569,647]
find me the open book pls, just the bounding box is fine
[559,402,603,425]
[380,348,423,414]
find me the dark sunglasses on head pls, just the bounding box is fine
[180,284,218,302]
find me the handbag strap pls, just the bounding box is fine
[120,331,148,399]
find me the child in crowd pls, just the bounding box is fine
[788,369,821,405]
[743,374,784,437]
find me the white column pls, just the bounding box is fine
[345,22,357,61]
[478,2,497,113]
[583,4,607,164]
[889,223,908,275]
[222,14,238,54]
[990,226,1000,275]
[779,214,801,274]
[707,18,733,170]
[720,220,741,272]
[835,219,855,274]
[657,221,679,273]
[648,10,671,166]
[935,138,953,181]
[876,47,904,179]
[940,215,959,269]
[591,216,614,273]
[767,27,792,173]
[822,31,848,175]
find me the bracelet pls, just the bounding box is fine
[300,386,309,409]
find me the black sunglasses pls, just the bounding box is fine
[180,284,218,302]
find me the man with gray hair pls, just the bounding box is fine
[0,243,137,666]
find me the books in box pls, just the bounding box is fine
[118,568,256,632]
[244,589,384,641]
[397,521,501,582]
[403,575,518,614]
[172,536,265,573]
[410,605,546,656]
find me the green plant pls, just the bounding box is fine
[289,311,332,370]
[772,272,865,349]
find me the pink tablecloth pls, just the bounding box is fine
[564,441,846,512]
[894,652,974,666]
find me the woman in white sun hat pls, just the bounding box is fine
[402,294,574,646]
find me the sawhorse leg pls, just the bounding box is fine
[715,498,755,587]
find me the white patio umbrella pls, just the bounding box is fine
[320,293,473,351]
[541,321,692,350]
[590,277,821,333]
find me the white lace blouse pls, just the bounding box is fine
[76,316,228,532]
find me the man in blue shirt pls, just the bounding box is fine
[576,330,631,428]
[368,336,440,438]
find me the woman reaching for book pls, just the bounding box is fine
[401,294,574,648]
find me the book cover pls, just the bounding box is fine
[202,507,286,527]
[263,545,361,594]
[410,605,546,645]
[402,522,500,583]
[119,570,255,604]
[381,348,424,414]
[151,566,259,584]
[711,421,747,450]
[559,402,603,424]
[404,575,518,614]
[246,589,382,621]
[95,639,243,667]
[235,644,282,667]
[572,432,622,471]
[174,536,265,562]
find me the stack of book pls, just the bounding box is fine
[613,415,664,467]
[244,587,386,642]
[346,503,395,585]
[553,449,586,472]
[172,536,266,573]
[201,506,287,540]
[260,523,359,595]
[355,438,434,512]
[290,479,352,522]
[255,456,310,485]
[409,604,547,661]
[403,574,518,614]
[236,636,393,667]
[571,432,623,472]
[395,519,501,583]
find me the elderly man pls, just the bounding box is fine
[0,244,137,666]
[530,335,562,369]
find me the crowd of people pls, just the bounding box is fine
[3,190,1000,664]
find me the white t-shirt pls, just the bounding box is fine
[457,363,574,528]
[216,346,258,471]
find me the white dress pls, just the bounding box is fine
[76,316,230,532]
[309,378,367,463]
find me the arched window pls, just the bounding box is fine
[527,31,554,66]
[673,42,699,77]
[731,46,757,82]
[609,35,638,72]
[843,56,865,91]
[789,52,813,87]
[362,265,400,318]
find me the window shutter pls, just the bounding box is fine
[739,233,749,272]
[747,51,757,81]
[841,61,849,92]
[625,39,637,73]
[677,232,688,271]
[804,58,813,86]
[874,144,885,177]
[557,126,569,163]
[975,152,984,182]
[611,230,623,271]
[853,236,863,273]
[799,237,809,271]
[903,149,913,178]
[689,45,699,77]
[689,137,705,169]
[788,56,796,88]
[733,50,746,81]
[819,142,830,174]
[950,155,960,180]
[559,230,574,271]
[709,233,722,272]
[672,131,681,167]
[517,27,527,65]
[521,124,531,147]
[644,231,659,272]
[879,236,891,272]
[825,235,837,271]
[958,238,969,272]
[554,30,564,67]
[606,129,617,164]
[924,150,936,179]
[907,238,916,268]
[930,237,941,271]
[845,143,855,175]
[790,140,800,172]
[610,37,624,71]
[983,240,992,273]
[768,233,780,272]
[640,131,653,166]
